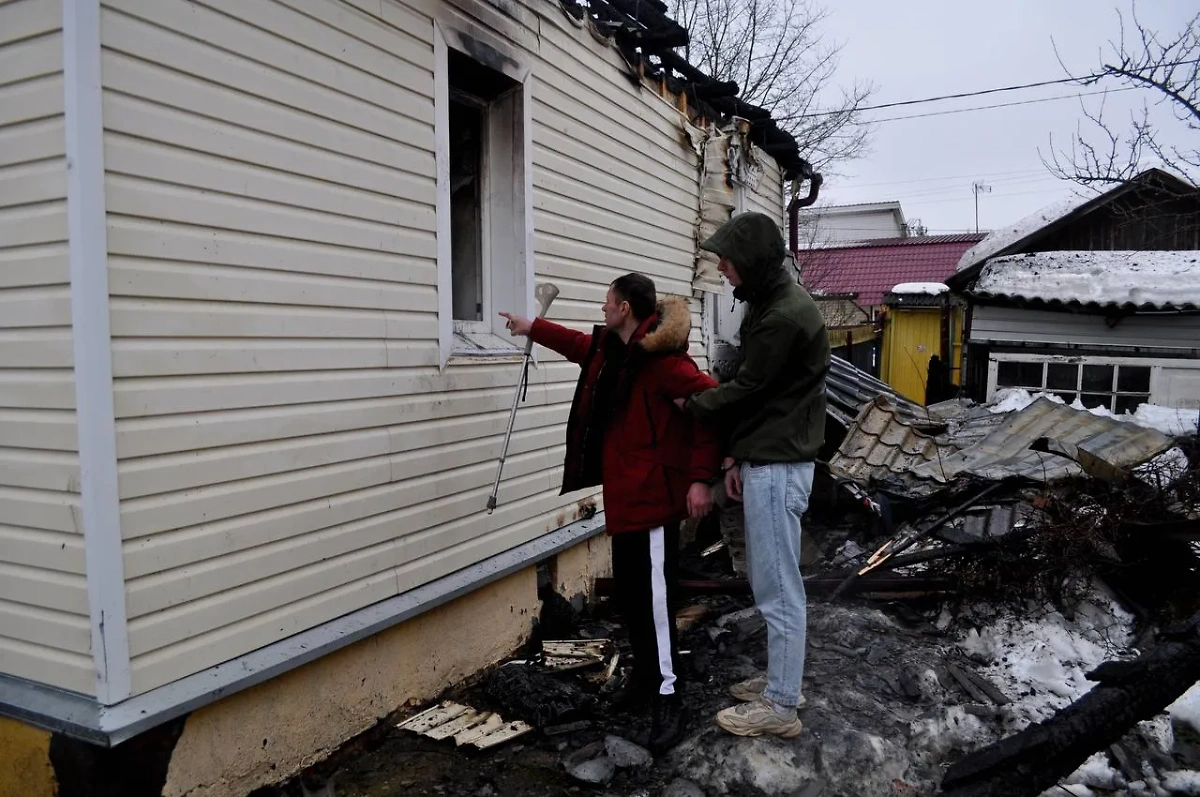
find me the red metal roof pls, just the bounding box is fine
[799,234,986,307]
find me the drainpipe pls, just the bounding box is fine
[788,172,823,253]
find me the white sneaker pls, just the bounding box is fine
[715,697,803,738]
[728,676,806,708]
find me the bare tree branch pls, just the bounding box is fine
[1043,2,1199,188]
[670,0,874,171]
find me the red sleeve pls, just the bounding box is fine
[658,355,722,483]
[530,318,593,364]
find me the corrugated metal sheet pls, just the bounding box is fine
[0,0,95,696]
[826,356,929,428]
[909,397,1176,484]
[830,395,1176,495]
[827,397,964,497]
[95,0,729,695]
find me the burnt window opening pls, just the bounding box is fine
[447,49,520,329]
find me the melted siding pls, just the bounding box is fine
[0,0,94,695]
[100,0,710,694]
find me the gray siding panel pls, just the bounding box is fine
[970,305,1200,351]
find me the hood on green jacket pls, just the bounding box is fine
[700,212,789,301]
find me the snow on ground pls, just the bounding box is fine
[1163,770,1200,795]
[1170,683,1200,733]
[1133,404,1200,437]
[956,591,1136,731]
[987,388,1065,414]
[985,388,1199,438]
[1135,447,1191,489]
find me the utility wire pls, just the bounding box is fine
[866,86,1139,124]
[848,167,1048,189]
[779,57,1200,120]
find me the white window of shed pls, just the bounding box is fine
[435,26,534,366]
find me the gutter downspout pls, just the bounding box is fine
[788,172,824,252]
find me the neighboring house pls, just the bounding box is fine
[947,169,1200,410]
[0,1,812,794]
[803,200,907,244]
[799,234,985,321]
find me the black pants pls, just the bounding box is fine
[611,523,681,697]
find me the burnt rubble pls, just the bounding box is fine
[258,389,1199,797]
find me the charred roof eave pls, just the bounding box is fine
[554,0,813,181]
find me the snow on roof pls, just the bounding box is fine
[955,193,1089,273]
[972,250,1200,310]
[889,282,949,295]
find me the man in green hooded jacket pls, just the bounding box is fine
[681,212,830,738]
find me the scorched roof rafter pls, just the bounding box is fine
[554,0,814,181]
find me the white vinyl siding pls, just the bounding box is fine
[970,305,1200,351]
[0,0,94,695]
[98,0,718,694]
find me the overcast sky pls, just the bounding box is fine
[814,0,1195,235]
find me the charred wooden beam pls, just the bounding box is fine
[634,29,690,52]
[939,609,1200,797]
[692,79,740,100]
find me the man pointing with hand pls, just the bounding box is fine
[501,273,721,753]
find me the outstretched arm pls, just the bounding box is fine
[499,313,593,364]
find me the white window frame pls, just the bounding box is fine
[434,22,535,367]
[985,352,1194,410]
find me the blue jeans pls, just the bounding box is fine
[741,461,814,709]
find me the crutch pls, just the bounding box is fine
[487,282,560,513]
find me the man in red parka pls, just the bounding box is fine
[501,273,721,752]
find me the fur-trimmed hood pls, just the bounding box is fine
[637,295,692,354]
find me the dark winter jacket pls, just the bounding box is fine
[531,296,722,534]
[686,213,830,463]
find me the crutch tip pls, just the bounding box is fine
[486,495,497,513]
